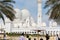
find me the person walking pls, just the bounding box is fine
[55,34,60,40]
[19,33,26,40]
[26,35,29,40]
[26,35,31,40]
[40,38,43,40]
[45,34,50,40]
[3,31,6,40]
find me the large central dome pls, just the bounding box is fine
[14,8,30,21]
[21,9,30,20]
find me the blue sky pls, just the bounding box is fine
[14,0,49,23]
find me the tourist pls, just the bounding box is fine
[26,35,29,40]
[58,35,60,40]
[45,34,50,40]
[55,34,60,40]
[3,31,6,40]
[26,35,31,40]
[56,34,58,40]
[28,38,31,40]
[19,33,26,40]
[34,38,36,40]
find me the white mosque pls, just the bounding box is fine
[0,0,60,36]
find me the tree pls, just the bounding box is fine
[44,0,60,24]
[0,0,15,24]
[44,0,60,19]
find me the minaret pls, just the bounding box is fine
[37,0,42,27]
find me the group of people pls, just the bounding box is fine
[19,33,60,40]
[19,33,50,40]
[40,34,60,40]
[40,34,49,40]
[19,33,31,40]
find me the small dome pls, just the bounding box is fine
[14,8,21,12]
[5,18,11,23]
[42,22,46,27]
[32,23,36,27]
[52,22,57,27]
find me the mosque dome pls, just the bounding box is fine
[14,8,30,21]
[5,18,11,23]
[52,22,57,27]
[42,22,46,27]
[31,21,37,27]
[21,9,30,20]
[5,8,34,26]
[14,8,22,19]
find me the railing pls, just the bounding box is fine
[11,27,60,32]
